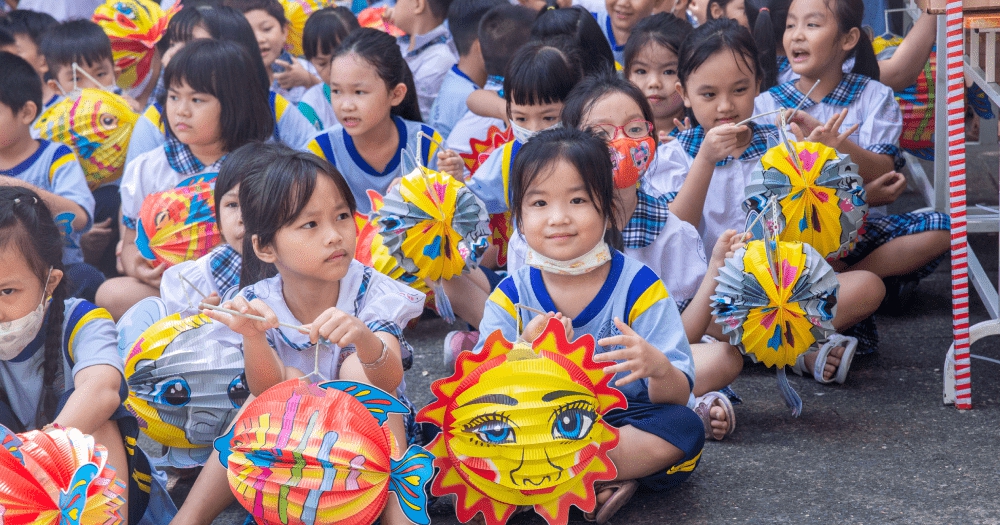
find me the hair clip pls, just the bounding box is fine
[759,6,769,12]
[546,4,557,10]
[12,196,39,205]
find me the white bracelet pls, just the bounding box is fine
[360,337,388,369]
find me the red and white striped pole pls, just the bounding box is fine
[945,0,971,409]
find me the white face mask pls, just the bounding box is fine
[0,269,52,361]
[511,121,562,144]
[524,240,611,276]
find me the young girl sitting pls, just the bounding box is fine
[0,186,174,525]
[98,39,274,320]
[623,13,693,141]
[304,28,444,215]
[169,147,424,525]
[477,127,704,523]
[652,18,884,382]
[297,6,361,132]
[753,0,949,304]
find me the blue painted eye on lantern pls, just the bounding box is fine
[551,402,596,440]
[465,414,516,445]
[154,377,191,407]
[114,2,137,18]
[227,374,250,408]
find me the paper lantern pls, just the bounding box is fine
[135,182,221,267]
[417,319,626,525]
[93,0,180,91]
[281,0,336,57]
[357,6,405,37]
[215,379,434,525]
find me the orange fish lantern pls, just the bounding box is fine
[357,6,405,37]
[214,379,434,525]
[417,319,627,525]
[0,425,126,525]
[93,0,181,91]
[135,182,221,267]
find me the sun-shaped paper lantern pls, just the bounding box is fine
[417,319,627,525]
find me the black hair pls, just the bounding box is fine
[302,6,359,61]
[214,141,284,224]
[677,18,761,89]
[510,127,621,248]
[39,20,113,74]
[745,0,790,89]
[333,28,422,122]
[0,27,14,50]
[0,186,69,427]
[239,147,357,286]
[479,4,536,77]
[823,0,879,81]
[530,5,614,78]
[160,5,270,92]
[225,0,287,25]
[0,51,42,118]
[623,13,692,74]
[0,10,58,45]
[706,0,737,20]
[562,69,656,136]
[504,38,582,109]
[448,0,505,57]
[160,39,274,152]
[427,0,454,22]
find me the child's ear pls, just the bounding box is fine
[45,269,64,297]
[389,82,407,106]
[676,81,691,108]
[252,234,278,264]
[46,78,63,96]
[18,101,38,124]
[708,1,724,19]
[413,0,427,15]
[841,27,861,53]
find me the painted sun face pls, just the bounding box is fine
[418,319,626,525]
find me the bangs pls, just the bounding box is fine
[505,44,581,107]
[165,48,220,97]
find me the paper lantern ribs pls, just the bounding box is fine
[135,182,221,267]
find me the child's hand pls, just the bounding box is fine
[789,108,859,151]
[275,58,319,89]
[697,123,749,165]
[437,149,465,179]
[80,218,114,264]
[594,317,673,387]
[520,312,572,343]
[307,307,380,351]
[135,259,166,288]
[122,94,143,113]
[864,170,907,206]
[204,296,278,337]
[673,116,692,132]
[709,229,745,266]
[201,292,222,307]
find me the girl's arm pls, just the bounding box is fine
[668,124,748,228]
[119,218,166,287]
[681,230,744,342]
[0,178,88,232]
[204,296,286,396]
[466,90,508,122]
[54,364,123,434]
[877,11,937,92]
[309,308,403,394]
[789,109,894,181]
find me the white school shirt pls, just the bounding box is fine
[398,24,459,121]
[645,122,780,256]
[428,66,479,139]
[506,190,707,306]
[298,83,339,132]
[271,55,319,106]
[446,76,506,156]
[119,147,221,229]
[239,260,425,385]
[776,56,855,85]
[160,244,242,318]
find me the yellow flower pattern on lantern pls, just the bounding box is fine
[417,319,626,525]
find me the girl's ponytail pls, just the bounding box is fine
[745,0,790,90]
[832,0,879,81]
[40,279,67,424]
[333,28,423,123]
[849,25,880,81]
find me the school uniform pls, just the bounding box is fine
[0,299,176,525]
[775,56,855,86]
[465,138,521,214]
[271,51,319,106]
[446,75,506,156]
[161,244,242,319]
[398,23,459,121]
[428,65,480,138]
[297,83,338,132]
[240,260,425,440]
[477,250,704,490]
[304,116,444,214]
[646,121,780,256]
[591,9,624,68]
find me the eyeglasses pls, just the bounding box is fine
[592,119,654,140]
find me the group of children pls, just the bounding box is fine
[0,0,951,523]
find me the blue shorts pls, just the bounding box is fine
[603,399,704,491]
[844,212,950,280]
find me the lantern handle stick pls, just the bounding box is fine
[198,302,311,335]
[743,197,777,240]
[735,108,784,128]
[787,78,821,124]
[418,130,446,153]
[516,303,549,316]
[303,341,330,383]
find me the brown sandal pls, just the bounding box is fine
[584,480,639,524]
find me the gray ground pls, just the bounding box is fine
[154,122,1000,524]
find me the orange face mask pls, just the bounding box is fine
[609,135,656,188]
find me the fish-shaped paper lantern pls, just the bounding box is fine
[123,313,248,451]
[281,0,336,57]
[93,0,180,91]
[135,182,221,267]
[417,319,627,525]
[34,88,138,190]
[0,425,126,525]
[357,6,405,36]
[215,379,434,525]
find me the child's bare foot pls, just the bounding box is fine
[794,335,858,384]
[585,480,638,524]
[803,344,844,382]
[693,392,735,441]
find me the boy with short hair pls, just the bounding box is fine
[0,10,58,110]
[428,0,505,137]
[0,27,15,53]
[446,3,534,154]
[0,52,103,301]
[391,0,459,120]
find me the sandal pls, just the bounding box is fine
[584,480,639,524]
[791,334,858,384]
[693,391,736,440]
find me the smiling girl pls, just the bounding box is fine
[477,127,703,523]
[593,0,663,67]
[623,12,692,141]
[97,39,273,320]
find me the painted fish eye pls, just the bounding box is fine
[99,113,118,129]
[465,414,516,445]
[551,402,596,440]
[154,378,191,407]
[115,2,136,18]
[227,373,250,408]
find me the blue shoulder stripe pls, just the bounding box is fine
[316,133,337,165]
[624,265,660,321]
[497,276,520,305]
